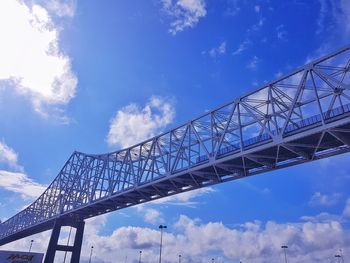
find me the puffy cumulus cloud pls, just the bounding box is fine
[161,0,207,35]
[309,192,341,206]
[2,202,350,263]
[91,215,348,263]
[0,0,77,116]
[143,208,163,224]
[136,205,165,225]
[31,213,348,263]
[0,170,46,200]
[107,96,175,149]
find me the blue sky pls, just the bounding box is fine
[0,0,350,262]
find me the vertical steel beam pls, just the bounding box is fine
[43,218,85,263]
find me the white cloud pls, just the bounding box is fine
[251,16,265,31]
[161,0,207,35]
[276,24,288,41]
[0,0,77,115]
[107,96,175,149]
[254,5,261,13]
[307,0,350,62]
[247,56,259,70]
[340,0,350,34]
[274,71,283,78]
[2,199,350,263]
[44,0,76,17]
[0,170,46,200]
[135,187,214,224]
[309,192,341,206]
[301,212,341,223]
[0,141,21,170]
[232,39,251,56]
[316,0,350,36]
[316,0,328,34]
[0,142,45,200]
[32,214,350,263]
[343,198,350,218]
[152,187,215,207]
[203,41,226,58]
[136,206,164,224]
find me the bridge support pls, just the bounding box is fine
[44,218,85,263]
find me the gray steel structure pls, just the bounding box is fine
[1,45,350,261]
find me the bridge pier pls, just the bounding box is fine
[44,218,85,263]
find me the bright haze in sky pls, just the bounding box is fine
[0,0,350,263]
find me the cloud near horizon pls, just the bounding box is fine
[2,209,349,263]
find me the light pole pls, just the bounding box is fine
[158,225,167,263]
[212,258,214,263]
[178,254,181,263]
[139,250,142,263]
[29,240,34,252]
[281,245,288,263]
[88,246,94,263]
[339,249,345,263]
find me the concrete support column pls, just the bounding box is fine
[44,218,85,263]
[44,220,62,263]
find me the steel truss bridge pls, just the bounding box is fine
[1,45,350,262]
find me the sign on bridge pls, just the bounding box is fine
[0,250,44,263]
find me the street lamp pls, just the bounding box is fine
[338,249,345,263]
[281,245,288,263]
[335,254,344,263]
[178,254,181,263]
[158,225,167,263]
[88,246,94,263]
[139,250,142,263]
[29,240,34,252]
[212,258,214,263]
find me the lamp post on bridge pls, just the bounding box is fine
[281,245,288,263]
[178,254,181,263]
[338,249,345,263]
[88,246,94,263]
[29,240,34,252]
[158,225,167,263]
[335,253,344,263]
[139,250,142,263]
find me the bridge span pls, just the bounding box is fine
[1,45,350,262]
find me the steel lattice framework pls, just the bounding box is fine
[1,45,350,248]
